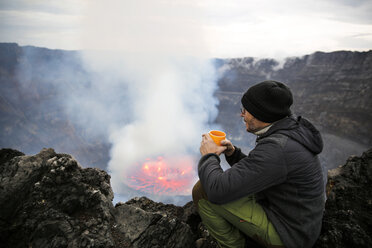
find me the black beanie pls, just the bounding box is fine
[241,81,293,123]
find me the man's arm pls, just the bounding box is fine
[198,139,287,204]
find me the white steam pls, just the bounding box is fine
[79,0,219,201]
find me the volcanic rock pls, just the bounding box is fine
[314,148,372,248]
[0,148,196,248]
[0,148,115,248]
[1,147,371,247]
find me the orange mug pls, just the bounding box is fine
[209,130,226,146]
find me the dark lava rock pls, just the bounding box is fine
[1,147,371,247]
[0,148,115,248]
[0,148,197,248]
[314,148,372,248]
[113,202,193,248]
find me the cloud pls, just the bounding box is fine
[201,0,372,25]
[0,0,81,15]
[0,14,81,49]
[321,0,372,24]
[201,0,372,58]
[80,0,210,57]
[0,0,371,58]
[339,33,372,50]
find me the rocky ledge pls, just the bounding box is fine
[0,148,371,248]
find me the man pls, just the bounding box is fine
[193,81,325,248]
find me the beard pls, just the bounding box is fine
[245,118,261,133]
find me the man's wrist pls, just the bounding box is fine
[225,147,235,157]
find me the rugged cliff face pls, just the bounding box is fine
[0,43,371,172]
[215,51,372,147]
[0,43,110,169]
[214,51,372,170]
[1,148,371,248]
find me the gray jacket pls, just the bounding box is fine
[198,116,325,248]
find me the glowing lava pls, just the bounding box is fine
[125,156,196,195]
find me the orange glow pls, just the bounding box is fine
[125,155,196,195]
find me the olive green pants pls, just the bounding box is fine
[192,181,284,248]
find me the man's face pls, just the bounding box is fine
[240,108,260,133]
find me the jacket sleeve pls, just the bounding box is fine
[198,138,288,204]
[225,146,247,166]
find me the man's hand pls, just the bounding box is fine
[221,139,235,156]
[199,134,227,156]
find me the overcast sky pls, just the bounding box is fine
[1,0,371,58]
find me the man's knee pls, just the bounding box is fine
[192,180,208,210]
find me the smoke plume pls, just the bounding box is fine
[78,0,219,203]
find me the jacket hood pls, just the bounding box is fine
[259,116,323,154]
